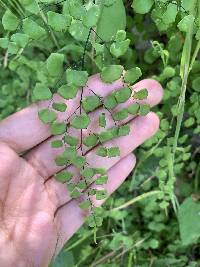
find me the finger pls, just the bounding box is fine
[54,153,136,251]
[26,112,159,179]
[85,112,159,170]
[0,77,162,153]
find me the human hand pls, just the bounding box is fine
[0,75,163,267]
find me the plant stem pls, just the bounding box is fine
[189,0,200,72]
[127,252,133,267]
[189,40,200,72]
[171,0,197,190]
[80,26,99,241]
[167,145,179,213]
[65,232,93,252]
[91,246,124,267]
[194,163,200,193]
[112,190,162,211]
[36,0,60,49]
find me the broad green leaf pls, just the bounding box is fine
[2,10,19,31]
[69,19,90,41]
[104,94,118,109]
[96,175,108,185]
[98,130,113,143]
[38,108,57,124]
[113,108,128,121]
[107,147,120,157]
[139,104,150,116]
[178,197,200,246]
[33,83,52,100]
[63,0,85,19]
[127,103,140,115]
[47,11,71,32]
[178,15,195,33]
[133,89,148,100]
[50,122,66,135]
[87,215,96,227]
[96,147,107,157]
[110,127,119,138]
[83,134,98,147]
[99,113,106,128]
[0,38,9,49]
[70,188,81,198]
[23,18,46,40]
[97,0,126,41]
[77,181,87,190]
[115,30,126,42]
[151,3,178,31]
[115,87,131,103]
[124,67,142,85]
[51,140,63,148]
[71,156,86,168]
[55,171,73,183]
[11,33,29,48]
[192,77,200,92]
[22,1,39,15]
[55,153,69,166]
[81,167,95,180]
[64,147,77,161]
[52,102,67,112]
[64,135,79,146]
[132,0,154,14]
[110,39,130,58]
[82,95,101,112]
[83,4,100,28]
[75,182,85,192]
[58,84,78,100]
[66,69,88,87]
[79,200,91,210]
[7,42,19,54]
[182,0,195,11]
[67,183,76,192]
[101,65,123,83]
[118,125,130,136]
[71,114,90,129]
[93,43,105,55]
[184,117,195,128]
[96,189,107,200]
[46,53,64,77]
[89,189,97,196]
[160,66,175,81]
[87,214,103,227]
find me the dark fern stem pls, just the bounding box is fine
[79,26,98,231]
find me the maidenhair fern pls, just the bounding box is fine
[1,0,200,265]
[0,0,150,232]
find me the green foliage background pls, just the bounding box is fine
[0,0,200,266]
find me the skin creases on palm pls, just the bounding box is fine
[0,142,58,267]
[0,139,136,267]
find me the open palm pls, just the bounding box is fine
[0,75,163,267]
